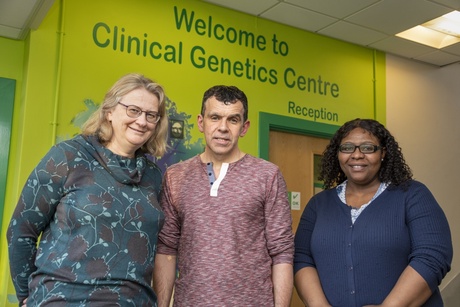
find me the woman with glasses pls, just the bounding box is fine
[294,118,452,307]
[7,73,168,306]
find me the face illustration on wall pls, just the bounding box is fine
[170,119,184,139]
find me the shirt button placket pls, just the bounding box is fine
[346,223,357,305]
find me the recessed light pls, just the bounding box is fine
[396,10,460,48]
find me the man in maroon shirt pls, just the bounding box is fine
[153,85,294,306]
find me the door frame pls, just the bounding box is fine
[0,77,16,231]
[258,112,339,160]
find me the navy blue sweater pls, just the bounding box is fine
[294,180,452,306]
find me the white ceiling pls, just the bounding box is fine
[0,0,54,39]
[1,0,460,66]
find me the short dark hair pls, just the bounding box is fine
[319,118,413,189]
[201,85,248,122]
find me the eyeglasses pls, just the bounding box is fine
[118,102,161,123]
[339,144,382,154]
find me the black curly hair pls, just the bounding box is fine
[319,118,413,189]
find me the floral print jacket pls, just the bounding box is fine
[7,135,164,306]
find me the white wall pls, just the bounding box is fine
[386,55,460,305]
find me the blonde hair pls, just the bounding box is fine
[82,73,168,157]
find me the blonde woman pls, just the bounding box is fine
[8,73,168,306]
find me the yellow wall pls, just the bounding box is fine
[0,0,385,305]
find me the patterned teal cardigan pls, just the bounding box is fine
[7,135,164,306]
